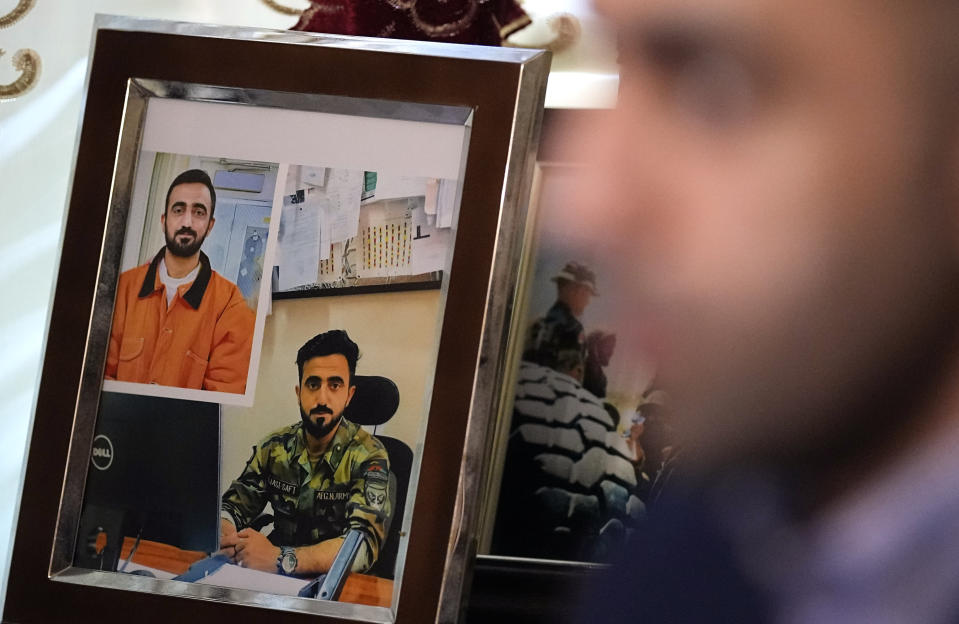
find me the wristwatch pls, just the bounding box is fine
[277,546,297,576]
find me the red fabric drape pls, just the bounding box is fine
[292,0,531,46]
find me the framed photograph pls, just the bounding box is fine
[4,16,548,624]
[104,148,278,406]
[480,162,657,564]
[474,110,661,583]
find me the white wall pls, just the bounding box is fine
[0,1,307,610]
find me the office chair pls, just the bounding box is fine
[343,375,413,580]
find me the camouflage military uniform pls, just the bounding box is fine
[523,301,587,376]
[221,418,394,572]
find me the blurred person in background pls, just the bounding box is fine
[584,329,617,398]
[523,261,599,383]
[569,0,959,622]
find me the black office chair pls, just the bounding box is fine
[344,376,413,580]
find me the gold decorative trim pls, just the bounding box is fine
[259,0,303,16]
[496,13,532,40]
[0,48,41,101]
[409,1,477,38]
[297,1,344,25]
[293,1,533,43]
[383,0,415,10]
[0,0,35,29]
[506,12,580,53]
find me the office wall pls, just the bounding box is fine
[219,289,444,492]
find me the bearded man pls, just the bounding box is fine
[569,0,959,622]
[105,168,254,393]
[220,330,393,576]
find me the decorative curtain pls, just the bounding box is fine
[290,0,531,46]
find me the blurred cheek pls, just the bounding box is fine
[562,96,833,325]
[558,98,875,462]
[562,111,638,250]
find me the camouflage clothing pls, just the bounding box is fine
[523,301,586,376]
[221,418,393,572]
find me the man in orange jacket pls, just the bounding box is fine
[105,169,255,394]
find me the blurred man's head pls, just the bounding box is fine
[553,261,598,317]
[572,0,959,476]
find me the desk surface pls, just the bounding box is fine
[120,537,393,608]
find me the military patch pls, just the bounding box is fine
[363,460,390,510]
[363,458,388,474]
[267,474,299,496]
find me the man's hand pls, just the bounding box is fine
[220,527,280,573]
[219,518,237,545]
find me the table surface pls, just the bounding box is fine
[120,537,393,607]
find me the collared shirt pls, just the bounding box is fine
[105,247,255,393]
[711,418,959,624]
[221,418,393,572]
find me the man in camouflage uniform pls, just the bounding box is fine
[523,261,598,383]
[220,330,393,576]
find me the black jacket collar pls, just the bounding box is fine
[138,247,213,310]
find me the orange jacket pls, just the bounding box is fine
[105,249,255,393]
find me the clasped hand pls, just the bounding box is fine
[219,523,280,573]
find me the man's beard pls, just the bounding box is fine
[300,405,342,440]
[165,226,206,258]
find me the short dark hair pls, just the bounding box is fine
[164,169,216,219]
[296,330,360,384]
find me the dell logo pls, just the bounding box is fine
[91,434,114,471]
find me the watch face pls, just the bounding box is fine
[281,550,297,574]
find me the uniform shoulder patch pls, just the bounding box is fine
[362,459,390,510]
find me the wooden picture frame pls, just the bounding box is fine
[3,16,548,624]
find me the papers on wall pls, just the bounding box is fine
[275,166,459,290]
[424,178,439,218]
[318,242,339,282]
[410,201,452,275]
[300,166,328,188]
[368,172,429,202]
[359,198,413,279]
[324,169,363,244]
[421,177,458,228]
[277,189,324,290]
